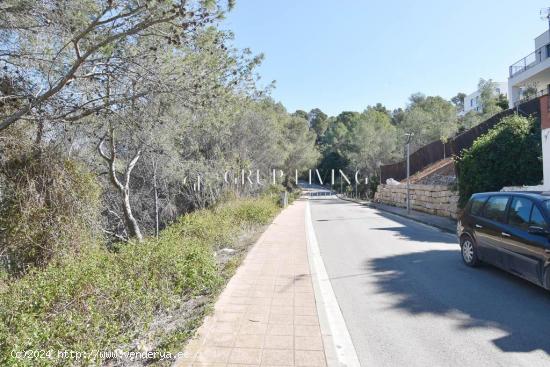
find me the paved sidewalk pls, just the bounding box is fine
[175,199,327,367]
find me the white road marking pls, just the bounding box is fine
[306,199,361,367]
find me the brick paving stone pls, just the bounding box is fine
[174,200,328,367]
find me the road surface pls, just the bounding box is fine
[307,191,550,367]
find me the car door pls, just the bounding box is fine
[500,197,542,284]
[526,204,550,285]
[463,193,487,237]
[475,195,510,268]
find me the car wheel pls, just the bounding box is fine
[461,236,479,267]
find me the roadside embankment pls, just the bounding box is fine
[0,196,282,367]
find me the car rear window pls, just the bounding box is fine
[469,195,488,216]
[482,196,509,223]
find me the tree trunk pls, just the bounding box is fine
[123,188,143,241]
[98,125,143,242]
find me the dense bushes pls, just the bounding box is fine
[0,196,280,367]
[0,146,101,274]
[456,114,542,206]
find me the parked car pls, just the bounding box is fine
[457,191,550,289]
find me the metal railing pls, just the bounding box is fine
[512,87,549,107]
[509,43,550,78]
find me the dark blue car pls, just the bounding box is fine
[457,191,550,289]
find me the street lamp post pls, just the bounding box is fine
[355,166,358,199]
[404,133,414,214]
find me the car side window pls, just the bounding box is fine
[482,196,509,223]
[469,196,487,216]
[507,197,533,230]
[530,206,547,229]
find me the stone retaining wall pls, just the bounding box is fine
[374,184,459,219]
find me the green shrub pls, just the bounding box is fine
[0,146,101,274]
[263,184,302,207]
[263,183,287,197]
[220,197,280,225]
[0,196,280,366]
[456,114,542,207]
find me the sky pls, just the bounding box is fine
[222,0,550,116]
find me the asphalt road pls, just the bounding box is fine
[308,194,550,367]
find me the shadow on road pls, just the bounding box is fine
[367,249,550,355]
[317,217,373,222]
[369,225,454,244]
[307,198,347,205]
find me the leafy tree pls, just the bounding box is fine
[370,103,390,116]
[345,107,398,174]
[459,110,484,131]
[391,108,405,125]
[0,0,318,252]
[316,106,400,192]
[293,110,309,120]
[322,117,350,153]
[399,94,458,150]
[318,151,349,183]
[458,79,508,131]
[280,113,320,183]
[478,78,501,115]
[334,111,362,129]
[0,0,235,132]
[496,93,509,110]
[308,108,328,141]
[84,25,264,241]
[451,93,466,113]
[409,93,426,105]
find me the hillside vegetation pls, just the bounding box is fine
[456,114,542,206]
[0,196,281,366]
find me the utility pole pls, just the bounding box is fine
[405,133,414,214]
[355,166,358,199]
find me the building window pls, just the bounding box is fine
[496,88,500,94]
[470,99,474,107]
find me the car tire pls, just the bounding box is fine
[460,235,480,267]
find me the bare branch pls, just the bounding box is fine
[97,135,111,161]
[72,40,81,60]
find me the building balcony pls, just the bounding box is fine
[509,43,550,78]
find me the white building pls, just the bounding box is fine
[462,82,507,115]
[508,29,550,108]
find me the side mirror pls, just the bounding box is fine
[528,226,550,236]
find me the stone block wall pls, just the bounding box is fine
[374,184,459,219]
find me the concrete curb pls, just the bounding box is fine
[334,194,368,205]
[335,195,456,234]
[368,203,456,234]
